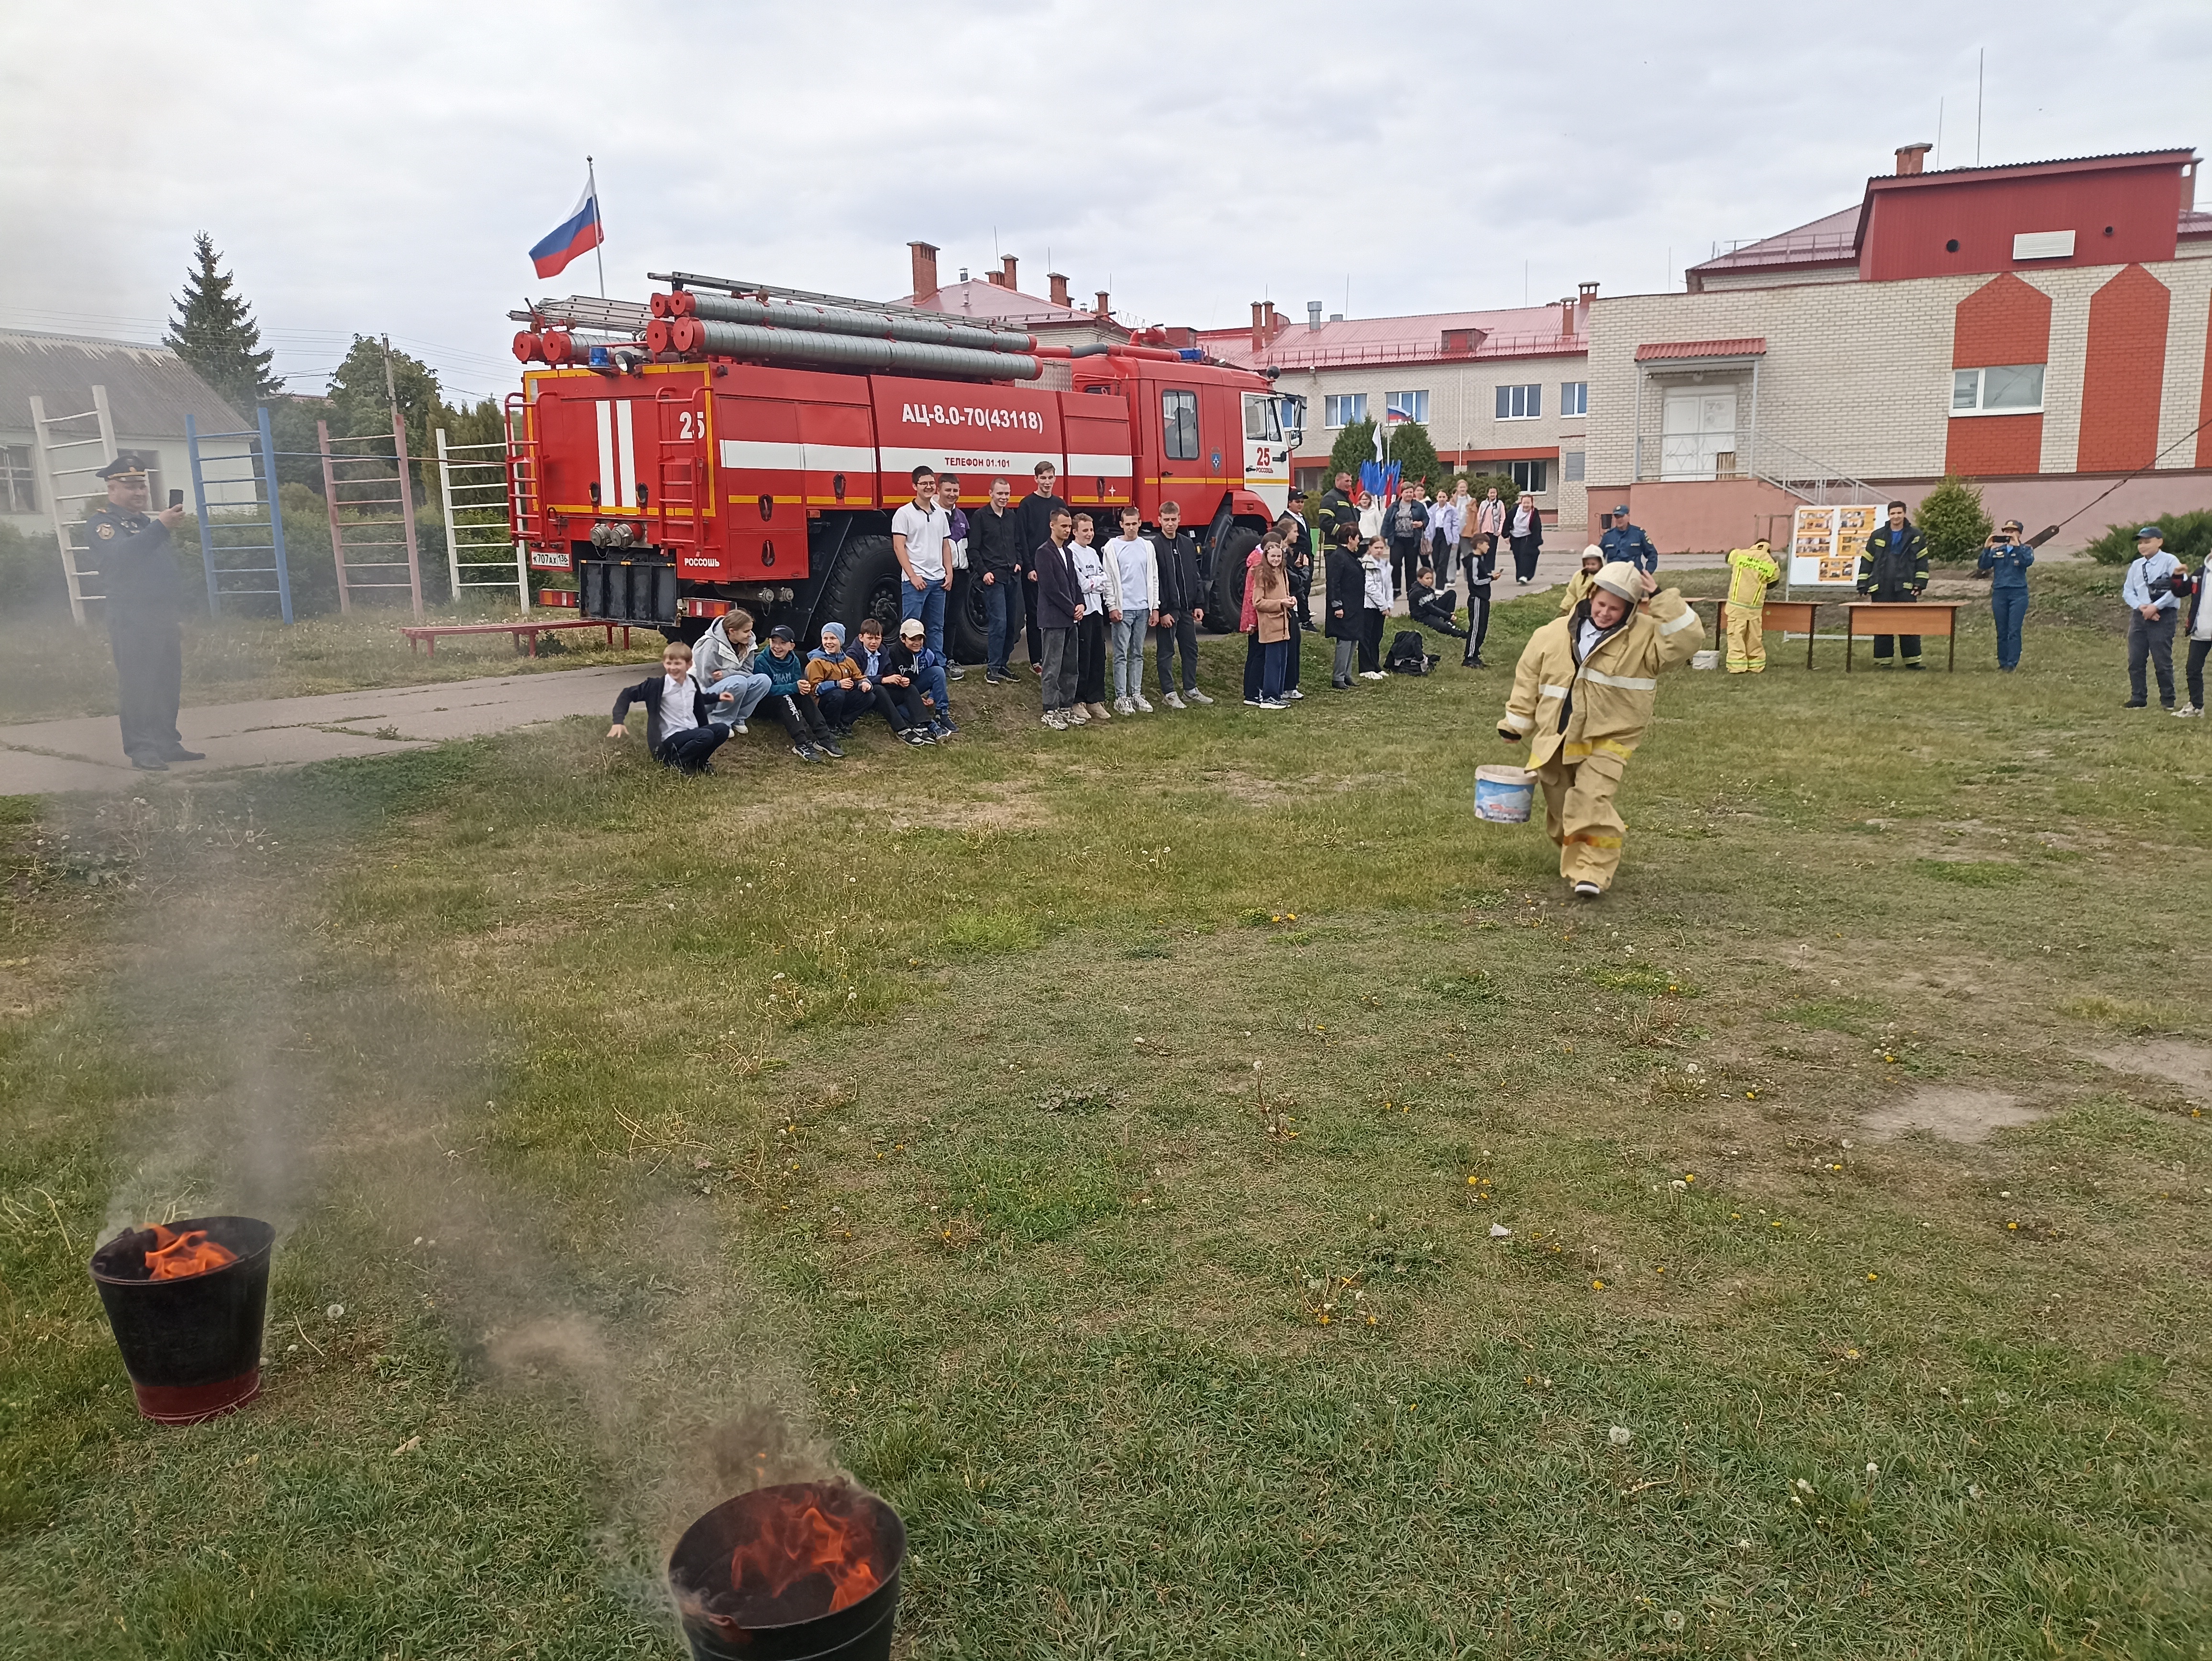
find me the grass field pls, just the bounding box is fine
[2,565,2208,1659]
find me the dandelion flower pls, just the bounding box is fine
[1592,1278,1606,1290]
[1608,1426,1632,1446]
[1662,1610,1685,1633]
[325,1304,345,1320]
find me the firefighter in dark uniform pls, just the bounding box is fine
[1855,498,1931,668]
[1316,471,1359,558]
[85,457,202,769]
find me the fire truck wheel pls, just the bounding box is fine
[947,570,989,665]
[816,533,904,643]
[1207,528,1260,633]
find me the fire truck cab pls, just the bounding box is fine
[507,286,1302,657]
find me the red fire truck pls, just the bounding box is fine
[505,273,1304,656]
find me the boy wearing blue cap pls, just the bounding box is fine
[2121,526,2180,709]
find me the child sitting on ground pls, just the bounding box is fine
[606,639,729,775]
[756,624,842,761]
[1408,565,1471,640]
[882,619,955,741]
[851,616,935,745]
[693,607,770,732]
[804,623,870,736]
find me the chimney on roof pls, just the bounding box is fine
[1578,280,1599,304]
[1307,300,1323,331]
[908,241,940,301]
[1048,271,1070,308]
[1558,297,1576,335]
[1251,300,1265,354]
[1895,142,1932,176]
[1263,300,1279,339]
[1000,255,1018,290]
[986,270,1004,287]
[1095,290,1111,317]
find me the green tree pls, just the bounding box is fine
[1327,418,1377,482]
[1915,475,1992,564]
[2082,509,2212,566]
[1379,419,1440,488]
[165,233,281,414]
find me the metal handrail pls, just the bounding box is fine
[1253,328,1587,372]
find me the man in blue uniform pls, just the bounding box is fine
[84,457,201,769]
[1599,504,1659,575]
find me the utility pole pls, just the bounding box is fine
[1976,49,1984,165]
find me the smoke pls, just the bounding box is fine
[78,781,850,1616]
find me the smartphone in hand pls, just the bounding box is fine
[168,489,184,509]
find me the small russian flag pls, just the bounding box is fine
[530,179,603,280]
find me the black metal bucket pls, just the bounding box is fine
[89,1215,276,1425]
[668,1481,906,1661]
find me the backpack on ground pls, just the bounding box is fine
[1386,630,1434,675]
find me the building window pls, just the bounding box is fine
[1560,382,1588,417]
[1385,390,1428,424]
[1,446,36,514]
[1562,450,1585,483]
[1495,384,1542,420]
[1509,459,1549,494]
[1952,364,2044,415]
[1161,389,1199,460]
[1323,393,1367,428]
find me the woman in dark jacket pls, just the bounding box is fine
[1323,524,1365,689]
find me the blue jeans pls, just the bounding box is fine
[1991,587,2027,670]
[981,576,1017,675]
[901,580,949,658]
[701,671,770,727]
[1261,639,1289,700]
[1111,612,1149,698]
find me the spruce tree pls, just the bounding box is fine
[165,233,282,413]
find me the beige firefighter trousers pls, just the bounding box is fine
[1536,752,1627,888]
[1724,604,1765,672]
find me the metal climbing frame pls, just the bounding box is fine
[25,386,119,625]
[317,414,424,618]
[185,407,295,622]
[436,427,527,610]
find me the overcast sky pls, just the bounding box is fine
[3,0,2205,405]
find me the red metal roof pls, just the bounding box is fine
[1687,206,1862,278]
[1635,338,1768,362]
[1205,302,1587,372]
[2182,209,2212,241]
[901,277,1122,333]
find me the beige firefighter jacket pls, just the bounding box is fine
[1500,588,1704,768]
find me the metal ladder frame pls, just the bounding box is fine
[186,407,295,622]
[26,386,120,625]
[436,427,527,610]
[317,414,424,618]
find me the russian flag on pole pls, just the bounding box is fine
[530,180,603,280]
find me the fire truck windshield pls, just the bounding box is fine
[1242,394,1283,443]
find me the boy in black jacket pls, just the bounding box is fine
[1407,566,1471,640]
[606,640,729,774]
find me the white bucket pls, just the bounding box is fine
[1473,764,1536,823]
[1691,649,1720,670]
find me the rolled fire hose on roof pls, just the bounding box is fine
[666,317,1041,381]
[656,290,1036,355]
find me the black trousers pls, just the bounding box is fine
[1871,633,1923,663]
[1358,606,1384,673]
[1464,586,1493,663]
[852,684,922,730]
[1390,540,1423,602]
[765,692,832,747]
[1023,571,1043,664]
[1290,565,1314,631]
[653,723,728,773]
[1076,612,1108,703]
[1243,626,1302,699]
[1155,610,1200,694]
[111,613,184,761]
[1511,535,1540,581]
[2188,637,2211,709]
[2129,609,2176,704]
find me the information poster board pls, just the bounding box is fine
[1790,504,1882,586]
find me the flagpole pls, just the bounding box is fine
[587,154,606,299]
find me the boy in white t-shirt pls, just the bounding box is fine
[890,464,953,674]
[1103,504,1158,713]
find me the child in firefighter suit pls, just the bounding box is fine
[1497,561,1703,897]
[1722,540,1780,672]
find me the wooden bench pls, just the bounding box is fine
[1844,601,1959,672]
[400,619,639,658]
[1695,598,1825,669]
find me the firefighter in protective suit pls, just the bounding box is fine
[1723,539,1780,672]
[1498,561,1703,897]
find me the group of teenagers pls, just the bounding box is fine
[604,460,1593,769]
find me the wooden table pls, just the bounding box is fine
[1697,598,1825,668]
[400,619,638,658]
[1843,602,1958,672]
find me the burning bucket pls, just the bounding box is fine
[668,1480,907,1661]
[89,1215,275,1426]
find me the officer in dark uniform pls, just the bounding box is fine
[1855,499,1931,668]
[84,456,202,769]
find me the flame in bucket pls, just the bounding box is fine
[144,1224,239,1281]
[730,1489,883,1614]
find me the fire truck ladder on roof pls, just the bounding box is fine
[185,407,295,623]
[316,416,424,618]
[26,385,119,625]
[436,426,527,610]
